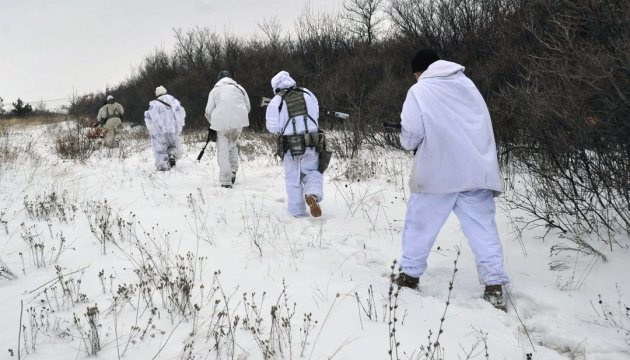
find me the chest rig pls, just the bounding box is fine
[276,88,319,157]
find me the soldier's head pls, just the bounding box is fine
[411,49,440,78]
[155,85,167,97]
[106,95,114,104]
[217,70,231,81]
[271,71,296,94]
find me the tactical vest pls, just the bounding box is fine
[274,88,331,172]
[280,89,308,120]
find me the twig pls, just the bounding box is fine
[18,300,23,360]
[151,317,185,360]
[27,265,90,294]
[505,289,535,352]
[308,293,340,360]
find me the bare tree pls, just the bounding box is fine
[257,17,284,46]
[342,0,384,45]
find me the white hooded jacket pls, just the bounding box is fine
[265,71,319,135]
[144,94,186,135]
[400,60,503,194]
[205,77,250,132]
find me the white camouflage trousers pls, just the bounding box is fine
[216,128,242,186]
[283,148,323,217]
[150,132,182,171]
[103,118,122,148]
[400,189,510,285]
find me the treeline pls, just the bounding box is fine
[71,0,629,251]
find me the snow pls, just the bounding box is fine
[0,121,628,359]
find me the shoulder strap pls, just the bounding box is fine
[231,84,249,105]
[278,88,318,134]
[156,98,172,108]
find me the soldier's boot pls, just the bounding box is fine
[483,285,507,312]
[305,195,321,217]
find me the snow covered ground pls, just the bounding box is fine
[0,121,628,359]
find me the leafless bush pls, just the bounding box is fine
[83,199,115,255]
[590,287,630,344]
[0,211,8,234]
[73,305,101,356]
[241,280,300,359]
[53,120,97,161]
[496,0,630,257]
[0,258,17,280]
[0,123,39,168]
[23,191,77,223]
[19,222,67,269]
[0,124,19,165]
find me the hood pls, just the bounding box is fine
[215,77,236,87]
[420,60,465,79]
[271,71,296,93]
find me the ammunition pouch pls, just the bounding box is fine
[286,134,306,156]
[106,111,122,120]
[316,130,332,174]
[276,131,332,174]
[276,132,322,158]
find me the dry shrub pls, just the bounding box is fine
[1,114,67,127]
[53,121,96,161]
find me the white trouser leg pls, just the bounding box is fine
[164,133,182,159]
[227,128,242,176]
[300,148,323,201]
[400,192,458,277]
[284,152,307,216]
[103,118,122,148]
[453,190,510,285]
[283,148,323,216]
[216,130,238,185]
[150,133,170,170]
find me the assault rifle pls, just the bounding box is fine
[196,127,217,161]
[260,97,350,120]
[382,121,418,154]
[382,121,402,130]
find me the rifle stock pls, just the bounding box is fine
[196,127,215,161]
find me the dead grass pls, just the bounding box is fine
[1,114,68,127]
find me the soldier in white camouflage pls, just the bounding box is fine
[96,95,124,148]
[265,71,323,218]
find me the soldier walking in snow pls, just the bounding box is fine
[265,71,323,218]
[204,70,251,188]
[144,85,186,171]
[394,49,510,310]
[96,95,124,147]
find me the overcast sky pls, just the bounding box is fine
[0,0,341,111]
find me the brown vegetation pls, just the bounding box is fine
[1,114,67,127]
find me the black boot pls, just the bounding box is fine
[483,285,507,312]
[231,171,236,184]
[394,272,419,289]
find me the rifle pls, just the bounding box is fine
[197,127,216,161]
[382,121,402,130]
[260,97,350,120]
[321,107,350,120]
[382,121,419,154]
